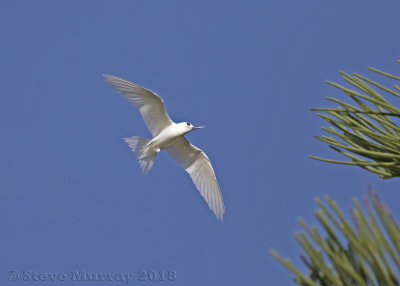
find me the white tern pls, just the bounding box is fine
[103,75,225,221]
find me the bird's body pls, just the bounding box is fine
[150,122,190,151]
[103,74,225,221]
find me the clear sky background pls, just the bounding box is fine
[1,1,400,285]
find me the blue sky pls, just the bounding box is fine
[1,1,400,285]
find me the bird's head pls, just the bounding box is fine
[178,122,205,134]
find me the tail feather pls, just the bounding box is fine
[124,136,157,175]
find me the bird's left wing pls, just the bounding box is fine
[103,74,173,137]
[165,136,225,221]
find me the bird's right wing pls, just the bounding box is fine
[165,136,225,221]
[103,74,173,137]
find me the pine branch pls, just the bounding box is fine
[311,62,400,179]
[271,186,400,286]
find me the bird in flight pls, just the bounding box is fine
[103,75,225,221]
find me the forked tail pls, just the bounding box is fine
[123,136,158,175]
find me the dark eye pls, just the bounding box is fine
[186,122,190,126]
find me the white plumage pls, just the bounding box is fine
[103,74,225,221]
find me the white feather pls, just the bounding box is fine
[103,74,173,136]
[166,136,225,221]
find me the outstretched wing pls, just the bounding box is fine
[165,136,225,221]
[103,74,173,137]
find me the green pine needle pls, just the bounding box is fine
[271,188,400,286]
[311,62,400,179]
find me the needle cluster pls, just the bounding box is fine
[271,187,400,286]
[311,62,400,179]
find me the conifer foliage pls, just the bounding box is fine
[311,62,400,179]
